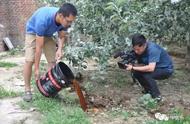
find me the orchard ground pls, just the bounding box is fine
[0,46,189,124]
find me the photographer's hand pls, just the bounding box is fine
[125,64,133,71]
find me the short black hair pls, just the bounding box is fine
[132,33,146,47]
[58,3,77,17]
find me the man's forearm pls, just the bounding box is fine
[57,38,65,51]
[133,65,151,72]
[57,31,68,51]
[132,62,156,72]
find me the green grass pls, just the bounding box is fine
[0,61,17,68]
[43,106,90,124]
[18,79,91,124]
[0,85,18,98]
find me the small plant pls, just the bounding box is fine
[138,94,158,110]
[0,61,17,68]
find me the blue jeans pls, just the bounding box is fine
[133,68,173,98]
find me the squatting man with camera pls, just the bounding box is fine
[114,33,174,102]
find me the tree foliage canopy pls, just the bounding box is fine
[40,0,190,69]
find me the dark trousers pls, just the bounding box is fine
[133,68,173,98]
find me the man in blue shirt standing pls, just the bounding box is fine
[23,3,77,102]
[126,33,173,102]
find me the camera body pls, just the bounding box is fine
[115,50,137,69]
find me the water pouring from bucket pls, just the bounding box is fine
[36,62,87,111]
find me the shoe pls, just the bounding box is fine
[154,96,163,103]
[23,91,32,102]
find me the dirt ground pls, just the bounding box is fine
[82,56,190,123]
[0,50,190,124]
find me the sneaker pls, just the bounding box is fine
[23,91,32,102]
[154,96,163,103]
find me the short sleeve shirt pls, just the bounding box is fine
[138,42,173,70]
[26,7,67,37]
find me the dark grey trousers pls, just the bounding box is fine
[133,68,173,98]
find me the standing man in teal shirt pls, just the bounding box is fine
[23,3,77,102]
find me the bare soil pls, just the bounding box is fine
[81,56,190,124]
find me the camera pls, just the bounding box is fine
[117,61,128,69]
[114,50,137,69]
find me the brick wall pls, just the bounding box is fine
[0,26,6,52]
[0,0,38,51]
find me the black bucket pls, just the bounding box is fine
[36,62,74,97]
